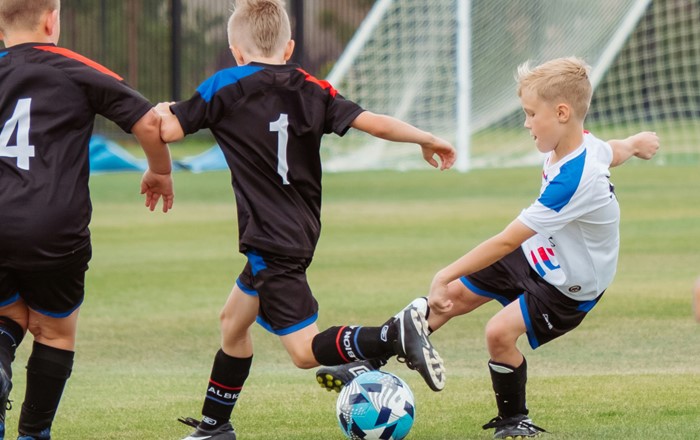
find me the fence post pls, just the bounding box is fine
[291,0,304,65]
[171,0,182,101]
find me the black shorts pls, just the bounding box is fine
[236,249,319,336]
[0,245,91,317]
[461,248,603,349]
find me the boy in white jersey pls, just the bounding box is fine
[422,57,659,438]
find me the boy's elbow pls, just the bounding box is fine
[132,109,162,140]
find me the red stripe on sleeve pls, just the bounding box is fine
[296,68,338,97]
[33,46,123,81]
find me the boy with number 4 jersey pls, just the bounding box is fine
[0,0,174,438]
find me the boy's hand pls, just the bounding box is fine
[428,275,454,315]
[630,131,659,160]
[141,169,174,213]
[155,101,175,116]
[421,136,456,170]
[155,102,185,143]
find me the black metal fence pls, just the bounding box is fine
[58,0,373,138]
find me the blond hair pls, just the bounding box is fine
[0,0,58,34]
[228,0,290,57]
[517,57,592,120]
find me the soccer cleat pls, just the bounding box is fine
[316,358,387,392]
[392,299,445,392]
[393,296,430,323]
[482,414,547,439]
[17,428,51,440]
[178,417,236,440]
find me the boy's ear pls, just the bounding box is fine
[230,45,246,65]
[283,40,295,61]
[556,103,571,123]
[45,9,60,40]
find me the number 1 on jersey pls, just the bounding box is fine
[270,113,290,185]
[0,98,35,171]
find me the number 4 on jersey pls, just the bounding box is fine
[0,98,36,171]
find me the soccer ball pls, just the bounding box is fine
[336,370,415,440]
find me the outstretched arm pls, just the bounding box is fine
[608,131,659,167]
[131,108,174,212]
[155,102,186,143]
[429,219,536,313]
[350,111,456,170]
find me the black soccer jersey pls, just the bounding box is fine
[0,42,153,269]
[171,62,363,258]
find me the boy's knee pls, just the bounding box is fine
[288,349,317,369]
[484,318,512,350]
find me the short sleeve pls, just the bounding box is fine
[73,67,152,133]
[324,92,364,136]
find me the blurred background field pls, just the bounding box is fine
[3,161,698,439]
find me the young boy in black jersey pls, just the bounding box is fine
[156,1,454,439]
[0,1,174,439]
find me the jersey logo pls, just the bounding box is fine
[296,68,338,97]
[33,46,123,81]
[529,246,560,277]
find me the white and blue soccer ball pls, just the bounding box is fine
[336,370,415,440]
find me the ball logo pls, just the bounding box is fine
[568,285,582,293]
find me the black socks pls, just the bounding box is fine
[311,323,397,366]
[200,350,252,430]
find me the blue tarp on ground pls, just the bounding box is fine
[177,146,228,173]
[89,135,147,173]
[88,136,227,174]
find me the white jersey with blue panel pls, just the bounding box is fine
[517,132,619,302]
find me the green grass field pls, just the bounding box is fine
[4,164,699,439]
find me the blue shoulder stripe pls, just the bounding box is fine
[538,149,586,212]
[197,65,264,102]
[0,52,8,59]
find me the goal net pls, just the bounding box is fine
[321,0,699,171]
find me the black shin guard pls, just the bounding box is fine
[488,357,528,418]
[19,342,74,437]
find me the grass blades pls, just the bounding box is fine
[4,164,698,439]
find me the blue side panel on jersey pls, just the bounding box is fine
[245,250,267,276]
[0,52,8,59]
[538,149,586,212]
[577,297,599,312]
[197,65,263,102]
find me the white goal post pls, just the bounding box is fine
[322,0,698,172]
